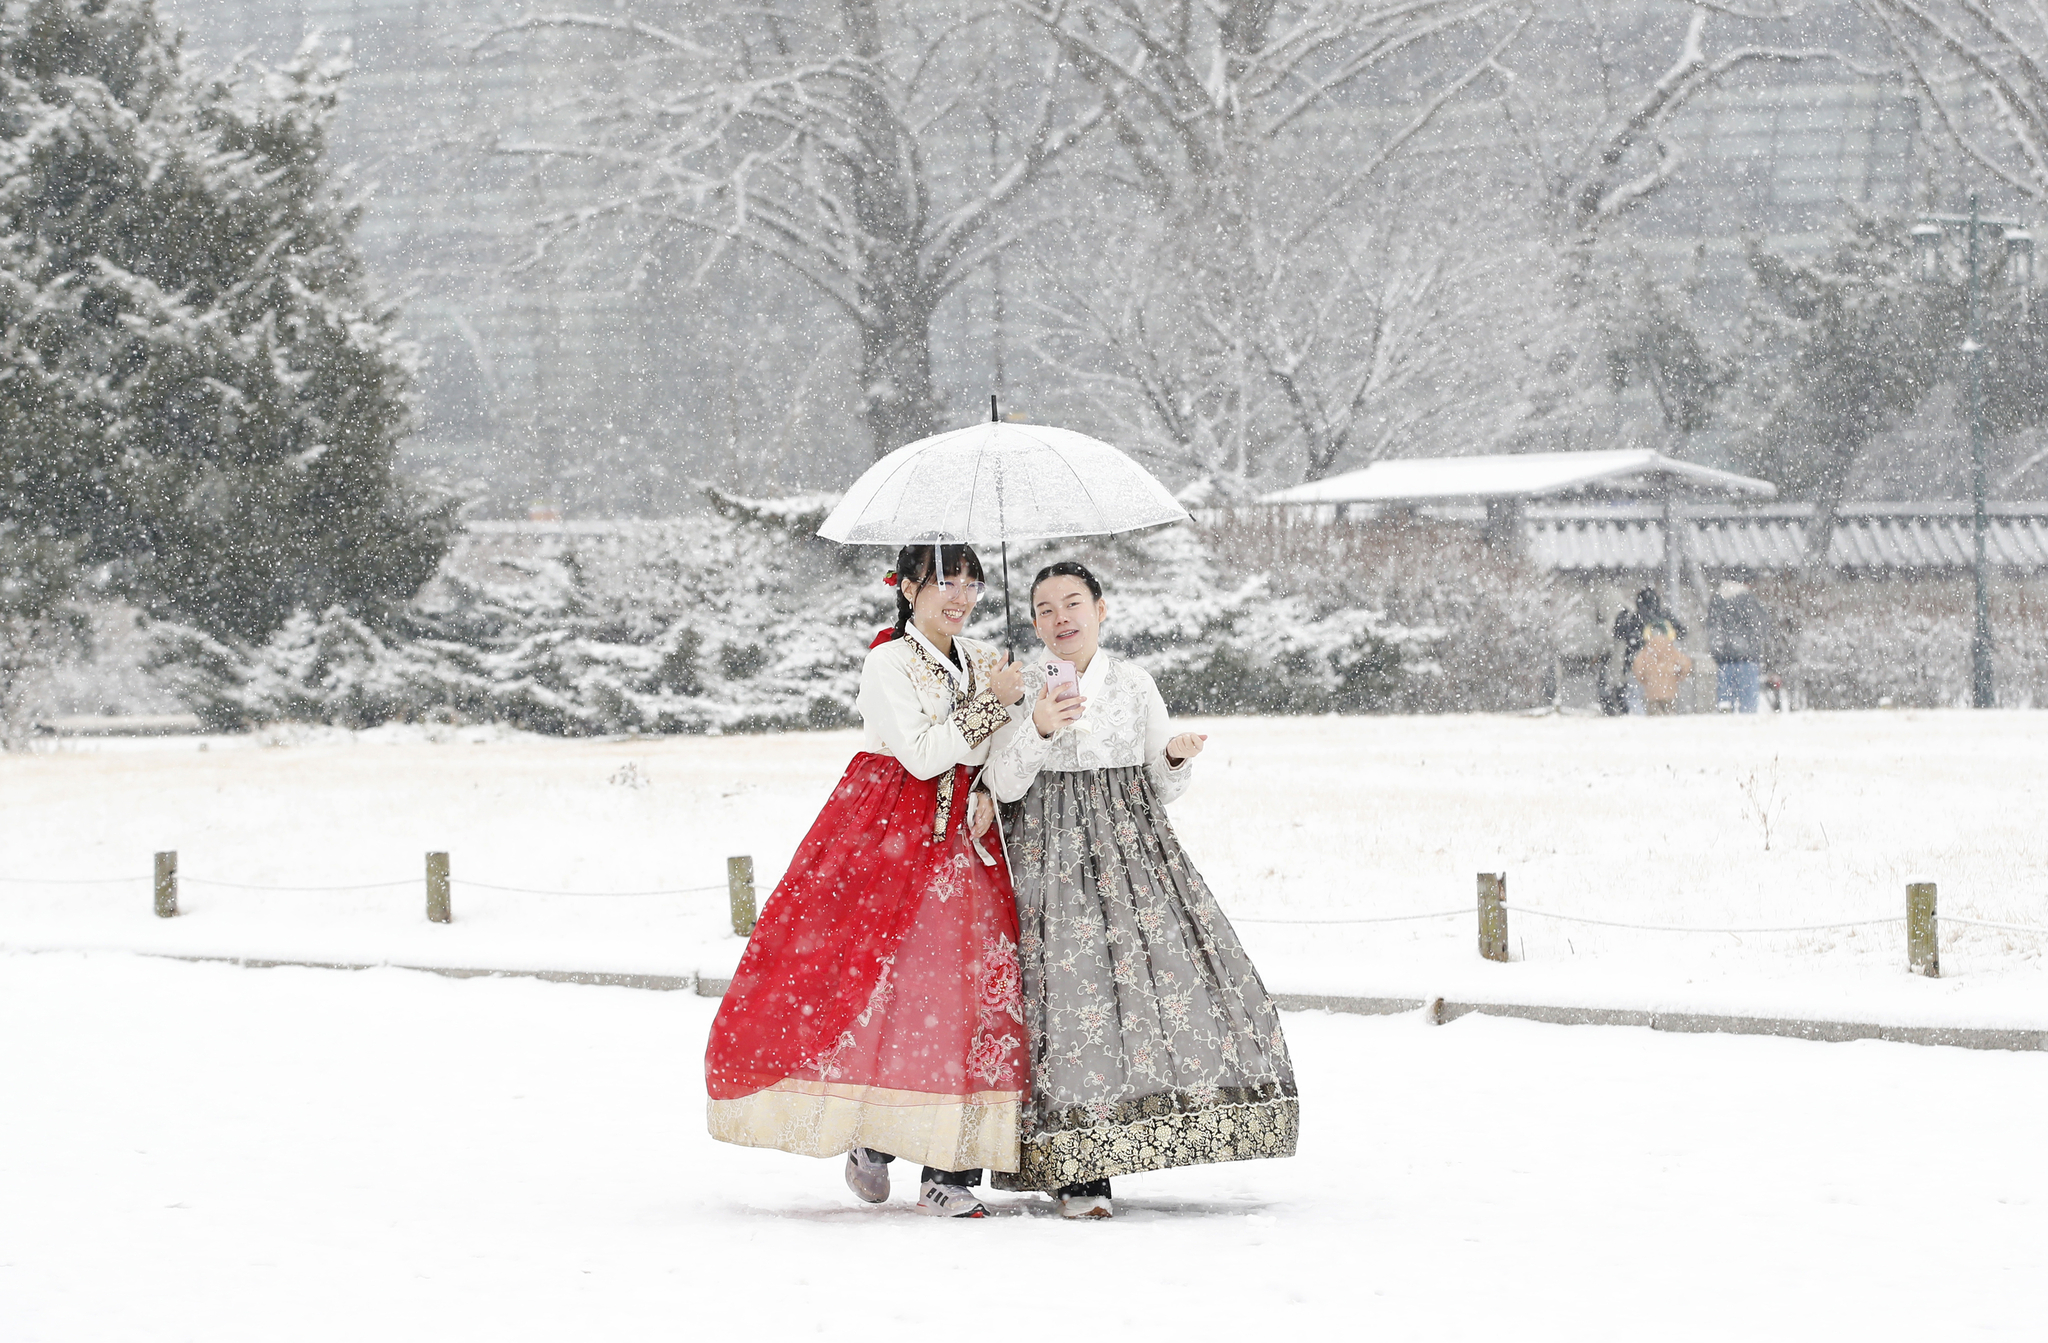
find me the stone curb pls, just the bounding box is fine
[1302,993,2043,1053]
[61,952,2048,1055]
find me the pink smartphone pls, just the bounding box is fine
[1043,658,1079,701]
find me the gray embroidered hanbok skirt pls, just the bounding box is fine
[992,764,1298,1191]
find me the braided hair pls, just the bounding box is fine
[891,542,985,640]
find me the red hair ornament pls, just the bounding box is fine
[872,569,905,647]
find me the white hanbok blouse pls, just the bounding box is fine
[855,625,1019,779]
[982,650,1193,805]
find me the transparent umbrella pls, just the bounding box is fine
[818,401,1190,648]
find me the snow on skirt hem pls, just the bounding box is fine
[707,1080,1022,1173]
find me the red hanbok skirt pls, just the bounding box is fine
[704,753,1028,1172]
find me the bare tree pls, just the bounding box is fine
[1034,199,1531,488]
[1009,0,1521,490]
[472,2,1106,456]
[1492,3,1888,251]
[1012,0,1514,215]
[1480,2,1887,463]
[1859,0,2048,202]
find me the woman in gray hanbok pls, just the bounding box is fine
[982,561,1297,1218]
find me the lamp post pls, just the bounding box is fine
[1913,195,2035,709]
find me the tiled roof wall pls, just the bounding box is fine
[1528,507,2048,572]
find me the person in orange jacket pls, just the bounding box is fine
[1633,615,1694,715]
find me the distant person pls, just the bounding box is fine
[1707,580,1769,713]
[1633,609,1693,715]
[1612,588,1686,715]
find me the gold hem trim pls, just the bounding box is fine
[993,1095,1299,1191]
[708,1079,1023,1173]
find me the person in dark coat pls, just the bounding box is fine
[1707,581,1769,712]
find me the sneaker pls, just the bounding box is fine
[1058,1193,1113,1220]
[844,1148,890,1204]
[915,1180,990,1218]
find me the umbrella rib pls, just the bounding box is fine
[961,423,994,543]
[1023,426,1115,535]
[830,423,1181,546]
[839,432,967,543]
[858,448,939,541]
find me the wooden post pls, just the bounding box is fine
[426,852,451,924]
[727,855,756,937]
[1907,881,1939,978]
[1478,872,1509,963]
[153,851,177,919]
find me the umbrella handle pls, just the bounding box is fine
[994,393,1012,656]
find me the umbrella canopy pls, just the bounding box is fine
[817,422,1189,545]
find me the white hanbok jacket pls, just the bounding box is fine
[982,649,1193,805]
[855,625,1019,779]
[855,625,1026,846]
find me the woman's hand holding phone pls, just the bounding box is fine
[1032,684,1088,738]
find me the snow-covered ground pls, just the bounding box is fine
[2,710,2044,1026]
[3,950,2041,1340]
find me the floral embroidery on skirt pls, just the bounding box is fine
[994,765,1299,1191]
[705,753,1028,1173]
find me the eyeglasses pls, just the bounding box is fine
[916,578,986,602]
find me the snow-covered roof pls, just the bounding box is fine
[1259,450,1777,505]
[1524,503,2048,573]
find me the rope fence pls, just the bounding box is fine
[1934,914,2048,936]
[453,880,727,898]
[4,860,2045,972]
[183,877,421,892]
[0,874,147,886]
[1508,909,1908,935]
[0,858,750,930]
[1229,871,2046,982]
[0,871,726,898]
[1235,909,1469,926]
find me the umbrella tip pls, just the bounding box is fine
[991,393,998,423]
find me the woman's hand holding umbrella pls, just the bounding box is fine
[988,655,1024,706]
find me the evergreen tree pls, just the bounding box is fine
[1738,215,2048,562]
[0,0,449,642]
[1736,219,1946,564]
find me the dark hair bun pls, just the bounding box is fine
[1030,560,1102,605]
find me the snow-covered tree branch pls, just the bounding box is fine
[472,2,1107,456]
[1858,0,2048,201]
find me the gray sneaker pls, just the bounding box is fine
[844,1148,890,1204]
[914,1180,989,1218]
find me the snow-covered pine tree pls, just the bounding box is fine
[1736,218,1949,565]
[0,0,450,642]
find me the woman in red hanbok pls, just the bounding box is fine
[705,543,1029,1217]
